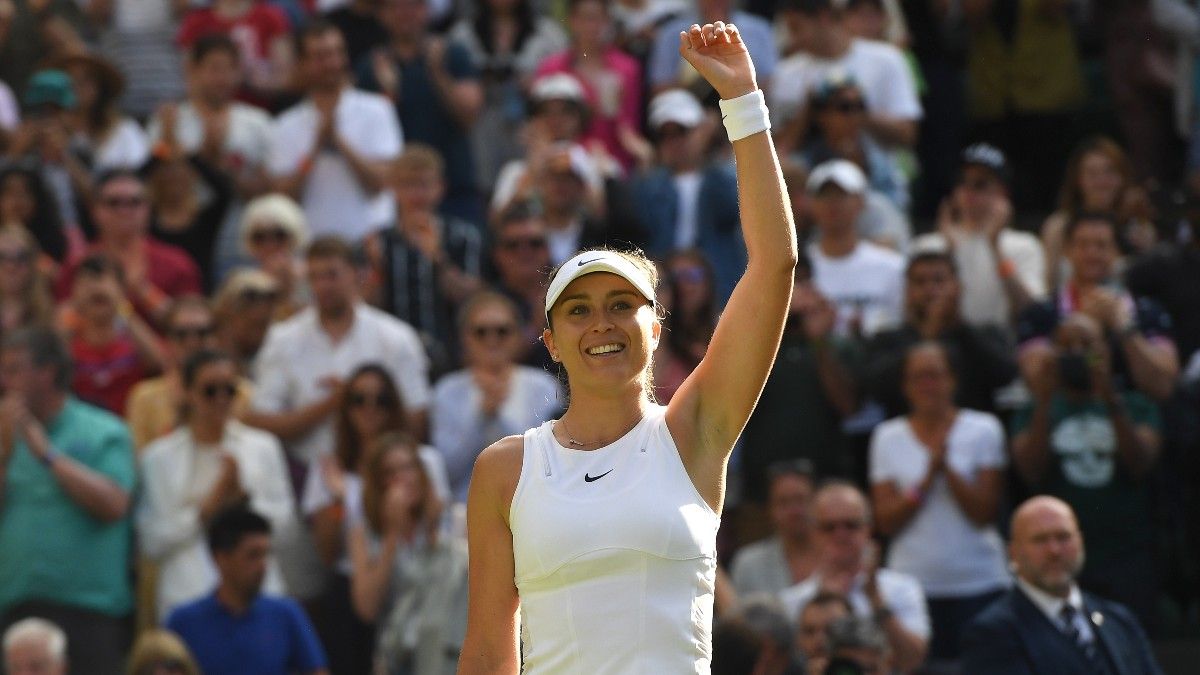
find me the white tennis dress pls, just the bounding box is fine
[510,404,720,674]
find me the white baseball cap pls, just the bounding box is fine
[806,159,868,195]
[544,250,657,324]
[648,89,705,131]
[531,73,588,104]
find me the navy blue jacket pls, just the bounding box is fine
[961,587,1163,675]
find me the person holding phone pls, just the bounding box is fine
[458,21,796,673]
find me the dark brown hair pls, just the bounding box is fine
[334,364,408,472]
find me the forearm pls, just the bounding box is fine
[874,489,922,536]
[729,115,797,270]
[431,70,482,129]
[880,615,929,673]
[273,163,314,199]
[999,272,1036,320]
[351,534,400,622]
[867,116,918,147]
[437,262,484,304]
[335,140,386,193]
[243,397,338,441]
[125,315,166,374]
[49,455,130,523]
[1105,397,1159,477]
[811,340,857,417]
[311,508,345,567]
[1121,335,1178,400]
[1013,403,1053,483]
[944,469,998,526]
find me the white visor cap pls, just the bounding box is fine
[545,251,657,324]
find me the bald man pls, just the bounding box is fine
[961,496,1162,675]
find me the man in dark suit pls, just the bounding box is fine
[961,496,1163,675]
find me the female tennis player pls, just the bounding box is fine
[458,21,797,674]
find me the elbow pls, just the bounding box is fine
[98,493,132,524]
[351,592,380,623]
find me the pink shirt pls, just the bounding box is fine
[536,48,643,172]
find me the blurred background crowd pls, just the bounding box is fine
[0,0,1199,671]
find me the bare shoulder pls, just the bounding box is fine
[471,435,526,522]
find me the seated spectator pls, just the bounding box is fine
[961,496,1164,675]
[166,507,329,675]
[780,482,929,673]
[1125,208,1200,369]
[731,459,820,597]
[795,592,852,675]
[350,433,468,673]
[0,162,71,265]
[127,630,201,675]
[0,328,135,675]
[126,296,251,450]
[489,206,555,369]
[773,0,920,150]
[1017,213,1179,402]
[801,73,909,214]
[534,0,644,173]
[740,257,858,499]
[212,269,281,377]
[0,225,55,336]
[302,363,450,675]
[138,349,294,620]
[1041,137,1155,290]
[824,615,892,675]
[247,236,431,600]
[146,34,275,282]
[865,251,1016,417]
[448,0,568,189]
[239,193,309,320]
[176,0,293,107]
[358,0,484,226]
[869,342,1010,662]
[366,145,485,367]
[63,254,164,415]
[653,250,718,402]
[269,21,403,242]
[805,160,904,339]
[52,52,150,175]
[645,0,777,94]
[714,596,802,675]
[56,170,203,325]
[632,89,745,305]
[912,144,1046,327]
[432,291,561,502]
[3,618,67,675]
[1012,314,1163,630]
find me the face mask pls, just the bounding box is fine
[1057,352,1092,392]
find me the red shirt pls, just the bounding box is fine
[71,332,144,415]
[56,239,204,322]
[178,4,291,105]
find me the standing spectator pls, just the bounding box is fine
[730,460,820,598]
[780,482,929,673]
[773,0,920,150]
[53,52,150,175]
[652,250,718,402]
[1017,213,1179,402]
[865,251,1016,417]
[63,254,164,415]
[56,171,203,325]
[239,193,309,320]
[269,21,403,242]
[869,342,1010,662]
[176,0,293,107]
[0,225,54,338]
[632,89,745,305]
[3,618,67,675]
[1012,314,1164,629]
[794,593,852,675]
[432,291,560,503]
[138,350,294,621]
[805,160,904,339]
[961,496,1164,675]
[212,269,281,377]
[912,144,1045,327]
[740,257,859,500]
[0,163,70,264]
[366,145,485,368]
[127,630,201,675]
[534,0,643,173]
[1040,137,1156,290]
[147,34,275,283]
[0,328,135,675]
[488,207,554,369]
[645,0,777,93]
[166,508,329,675]
[359,0,485,226]
[448,0,567,189]
[351,434,469,674]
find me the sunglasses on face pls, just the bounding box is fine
[958,178,998,192]
[250,228,291,245]
[471,324,514,340]
[499,237,547,252]
[829,100,866,114]
[99,195,146,209]
[200,381,238,400]
[348,391,392,409]
[170,325,214,341]
[817,518,866,533]
[0,250,32,265]
[238,289,279,304]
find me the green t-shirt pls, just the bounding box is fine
[1010,392,1160,569]
[0,398,136,616]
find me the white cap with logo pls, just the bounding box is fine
[544,251,657,324]
[648,89,705,131]
[806,159,868,195]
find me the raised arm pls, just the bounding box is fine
[666,23,797,509]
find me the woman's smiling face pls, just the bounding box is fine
[544,272,659,390]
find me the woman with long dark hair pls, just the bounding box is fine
[653,249,716,403]
[0,163,71,263]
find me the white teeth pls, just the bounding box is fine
[587,344,624,355]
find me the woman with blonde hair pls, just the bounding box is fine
[0,224,55,337]
[127,629,201,675]
[239,193,309,319]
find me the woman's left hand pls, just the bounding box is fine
[677,22,758,101]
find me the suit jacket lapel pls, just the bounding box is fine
[1012,588,1095,673]
[1085,596,1126,674]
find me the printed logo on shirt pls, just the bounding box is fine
[1051,413,1116,488]
[584,469,613,483]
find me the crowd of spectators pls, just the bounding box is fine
[1,0,1199,671]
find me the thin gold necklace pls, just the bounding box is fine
[557,413,644,448]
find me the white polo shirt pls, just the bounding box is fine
[780,568,931,639]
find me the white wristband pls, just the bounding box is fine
[719,89,771,142]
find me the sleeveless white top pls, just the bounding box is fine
[510,405,720,674]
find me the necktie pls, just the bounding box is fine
[1059,604,1108,672]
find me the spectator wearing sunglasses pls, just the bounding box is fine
[0,225,55,339]
[780,482,929,673]
[489,206,556,369]
[432,291,561,503]
[212,270,282,378]
[137,349,294,621]
[127,629,200,675]
[240,193,310,321]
